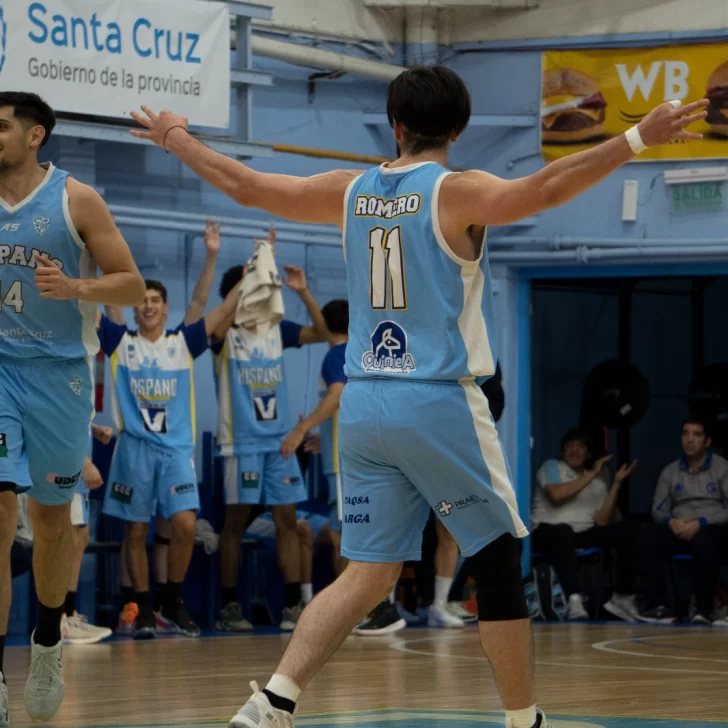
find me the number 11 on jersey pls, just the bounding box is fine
[369,226,407,311]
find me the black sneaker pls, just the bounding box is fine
[636,605,677,624]
[133,609,157,640]
[161,602,201,638]
[354,599,406,636]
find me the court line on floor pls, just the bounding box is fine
[388,633,728,675]
[591,634,728,663]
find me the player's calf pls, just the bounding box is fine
[160,510,200,638]
[25,499,73,723]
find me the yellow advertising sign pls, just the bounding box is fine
[541,46,728,162]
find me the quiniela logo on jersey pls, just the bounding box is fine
[362,321,415,374]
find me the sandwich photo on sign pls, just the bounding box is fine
[541,68,608,143]
[705,61,728,138]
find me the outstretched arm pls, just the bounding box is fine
[184,219,220,325]
[280,383,345,459]
[204,280,242,338]
[282,266,330,345]
[130,107,361,226]
[35,179,146,306]
[444,100,708,228]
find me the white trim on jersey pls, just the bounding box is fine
[341,174,361,263]
[62,187,86,250]
[378,161,435,176]
[461,382,528,538]
[85,355,96,419]
[431,171,482,270]
[214,345,234,453]
[63,181,100,357]
[0,163,55,213]
[432,171,495,377]
[458,263,495,377]
[336,471,343,521]
[79,249,100,357]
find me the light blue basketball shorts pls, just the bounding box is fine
[103,433,199,522]
[223,450,307,506]
[15,452,88,525]
[0,358,93,505]
[338,379,528,563]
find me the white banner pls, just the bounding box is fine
[0,0,230,128]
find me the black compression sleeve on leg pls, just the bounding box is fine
[0,482,16,494]
[153,534,171,546]
[471,534,529,622]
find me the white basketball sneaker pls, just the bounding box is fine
[0,673,8,727]
[62,613,113,645]
[506,709,553,728]
[24,633,65,722]
[229,682,294,728]
[428,603,465,628]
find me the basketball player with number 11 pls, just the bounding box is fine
[131,70,707,728]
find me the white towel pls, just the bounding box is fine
[235,240,284,336]
[195,519,220,555]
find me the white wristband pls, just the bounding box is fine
[625,125,646,155]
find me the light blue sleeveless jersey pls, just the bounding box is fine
[214,320,302,456]
[0,164,98,361]
[343,162,497,383]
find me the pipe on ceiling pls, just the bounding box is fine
[251,36,406,82]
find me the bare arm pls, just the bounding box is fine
[298,384,344,435]
[282,266,330,345]
[129,107,361,226]
[544,455,611,505]
[204,281,241,338]
[443,100,708,228]
[280,383,345,459]
[184,219,220,325]
[35,179,145,306]
[594,461,637,527]
[544,471,598,505]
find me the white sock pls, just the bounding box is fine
[505,706,537,728]
[265,674,301,704]
[301,583,313,603]
[389,587,396,604]
[434,575,452,607]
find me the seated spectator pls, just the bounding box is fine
[637,417,728,625]
[531,428,639,621]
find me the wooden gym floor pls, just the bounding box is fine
[4,622,728,727]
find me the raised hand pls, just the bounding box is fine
[205,219,221,256]
[130,106,189,150]
[282,265,307,292]
[590,454,613,475]
[638,99,709,147]
[614,460,638,484]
